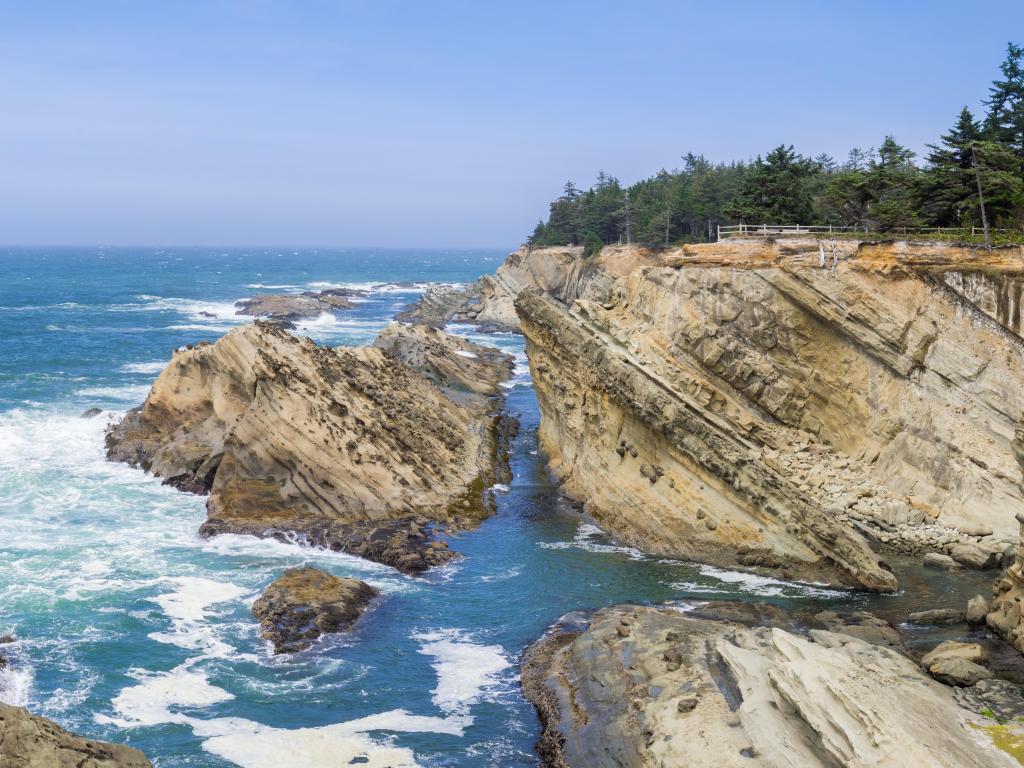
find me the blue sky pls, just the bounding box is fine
[1,1,1021,246]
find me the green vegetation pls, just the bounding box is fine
[529,43,1024,247]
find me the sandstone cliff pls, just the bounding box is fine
[0,703,151,767]
[522,604,1019,768]
[106,321,512,572]
[513,239,1024,590]
[397,244,657,331]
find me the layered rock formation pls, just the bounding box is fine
[0,703,151,767]
[397,245,657,332]
[514,238,1024,590]
[251,566,379,653]
[106,321,512,572]
[522,604,1020,768]
[987,513,1024,652]
[235,288,361,326]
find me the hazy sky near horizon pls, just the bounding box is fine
[2,1,1022,247]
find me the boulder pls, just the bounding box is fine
[966,594,991,625]
[950,543,998,570]
[0,703,151,767]
[234,289,361,325]
[921,640,989,669]
[923,552,959,570]
[926,657,994,687]
[908,608,966,625]
[251,567,379,654]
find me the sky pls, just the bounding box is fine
[1,0,1022,247]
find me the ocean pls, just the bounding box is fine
[0,246,992,766]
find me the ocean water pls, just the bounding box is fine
[0,247,994,766]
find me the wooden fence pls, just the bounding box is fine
[716,224,1005,241]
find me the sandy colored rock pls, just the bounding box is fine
[251,566,379,653]
[522,604,1017,768]
[106,321,512,572]
[909,608,966,625]
[924,552,959,570]
[510,238,1024,591]
[0,703,151,767]
[967,594,991,624]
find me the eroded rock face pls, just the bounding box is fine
[106,321,512,572]
[514,239,1024,590]
[0,703,151,767]
[522,604,1018,768]
[397,245,657,332]
[251,566,379,653]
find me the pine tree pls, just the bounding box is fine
[725,145,814,223]
[985,43,1024,159]
[921,107,983,226]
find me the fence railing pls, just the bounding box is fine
[716,223,1008,241]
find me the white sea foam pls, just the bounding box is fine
[681,564,845,598]
[77,384,152,402]
[120,361,167,374]
[538,521,647,560]
[98,663,235,728]
[414,629,510,717]
[0,661,32,708]
[148,577,250,658]
[245,284,300,290]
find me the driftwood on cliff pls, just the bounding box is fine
[106,321,513,572]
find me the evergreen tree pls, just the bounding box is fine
[921,108,983,226]
[985,43,1024,159]
[864,136,922,230]
[725,145,814,223]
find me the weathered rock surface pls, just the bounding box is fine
[522,604,1018,768]
[988,513,1024,652]
[921,641,993,687]
[0,703,151,767]
[251,566,378,653]
[235,288,360,326]
[513,238,1024,590]
[967,594,991,624]
[106,321,512,572]
[397,244,656,332]
[909,608,967,625]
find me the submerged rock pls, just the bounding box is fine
[80,407,103,418]
[252,567,378,654]
[908,608,966,625]
[105,321,512,572]
[522,604,1018,768]
[0,703,151,767]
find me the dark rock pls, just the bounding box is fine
[907,608,966,625]
[251,566,379,654]
[80,407,103,418]
[813,610,902,647]
[0,635,14,644]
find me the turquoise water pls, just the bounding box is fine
[0,247,993,766]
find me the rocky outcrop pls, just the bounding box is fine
[106,321,512,572]
[251,567,378,653]
[397,245,657,332]
[515,238,1024,590]
[987,513,1024,651]
[235,288,360,326]
[0,703,151,767]
[522,604,1020,768]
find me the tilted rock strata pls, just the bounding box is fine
[397,244,657,332]
[251,566,379,653]
[515,288,895,591]
[987,512,1024,652]
[514,239,1024,588]
[522,605,1018,768]
[0,703,151,767]
[106,321,512,572]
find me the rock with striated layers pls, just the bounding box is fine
[106,321,512,572]
[0,703,151,767]
[396,244,657,332]
[987,512,1024,651]
[252,566,379,653]
[522,604,1019,768]
[513,238,1024,591]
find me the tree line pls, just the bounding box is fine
[529,43,1024,249]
